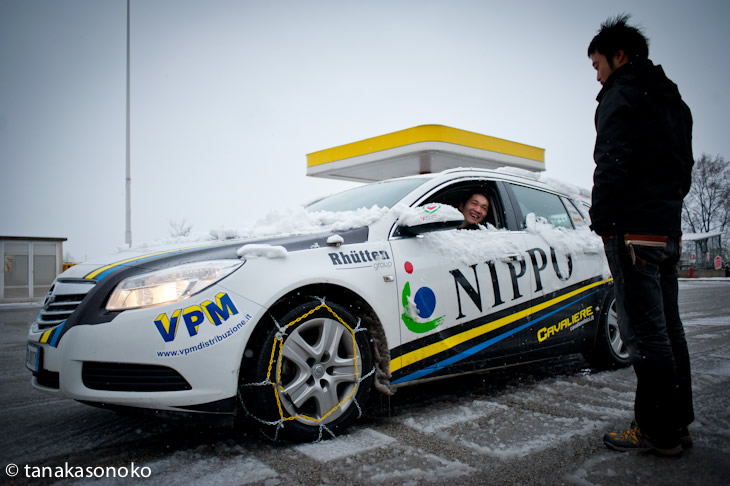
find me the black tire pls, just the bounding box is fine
[240,299,374,442]
[583,287,631,369]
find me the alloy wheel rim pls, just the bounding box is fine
[276,317,362,425]
[606,299,629,360]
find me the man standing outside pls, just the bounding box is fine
[587,15,694,456]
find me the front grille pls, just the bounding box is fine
[37,280,97,330]
[82,362,192,392]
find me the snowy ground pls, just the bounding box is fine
[1,280,728,486]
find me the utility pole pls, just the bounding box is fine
[125,0,132,247]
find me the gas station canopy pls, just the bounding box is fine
[306,124,545,183]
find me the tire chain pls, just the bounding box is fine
[238,297,374,441]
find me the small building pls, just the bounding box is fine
[306,124,545,183]
[680,231,726,277]
[1,236,66,303]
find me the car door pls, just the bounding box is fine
[387,179,537,386]
[504,182,607,357]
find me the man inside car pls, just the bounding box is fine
[459,192,490,230]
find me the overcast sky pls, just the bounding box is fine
[2,0,728,261]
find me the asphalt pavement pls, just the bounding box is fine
[1,280,729,485]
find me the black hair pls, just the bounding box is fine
[460,191,489,207]
[587,14,649,66]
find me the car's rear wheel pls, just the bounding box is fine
[583,288,631,368]
[240,299,374,442]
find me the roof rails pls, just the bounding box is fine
[440,166,542,183]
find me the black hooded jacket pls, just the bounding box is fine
[590,59,694,236]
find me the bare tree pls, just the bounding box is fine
[168,219,192,238]
[682,154,730,235]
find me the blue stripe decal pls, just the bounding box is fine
[96,263,138,281]
[391,291,599,385]
[49,320,67,348]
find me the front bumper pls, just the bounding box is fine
[27,288,264,413]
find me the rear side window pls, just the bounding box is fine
[509,184,574,229]
[562,197,589,228]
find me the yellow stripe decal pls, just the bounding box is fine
[391,278,611,374]
[306,125,545,167]
[40,329,53,344]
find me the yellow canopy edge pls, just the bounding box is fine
[307,125,545,167]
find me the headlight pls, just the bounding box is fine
[106,260,243,311]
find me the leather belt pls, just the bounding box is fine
[601,234,669,247]
[623,234,668,248]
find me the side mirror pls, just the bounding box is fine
[397,204,464,236]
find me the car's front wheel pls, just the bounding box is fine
[240,299,374,442]
[583,288,631,369]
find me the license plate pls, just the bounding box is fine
[26,343,42,373]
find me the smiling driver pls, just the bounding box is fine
[459,192,490,230]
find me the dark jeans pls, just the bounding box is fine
[603,235,694,446]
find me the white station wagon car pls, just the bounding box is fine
[27,168,628,441]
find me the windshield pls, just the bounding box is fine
[305,177,431,212]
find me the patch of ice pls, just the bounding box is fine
[306,439,479,484]
[693,355,730,378]
[694,333,720,339]
[363,449,475,484]
[421,404,605,460]
[294,428,396,462]
[63,447,279,486]
[400,400,508,433]
[685,317,730,327]
[563,452,620,486]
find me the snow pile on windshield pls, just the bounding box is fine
[127,202,466,254]
[125,205,393,252]
[236,205,392,237]
[119,170,594,255]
